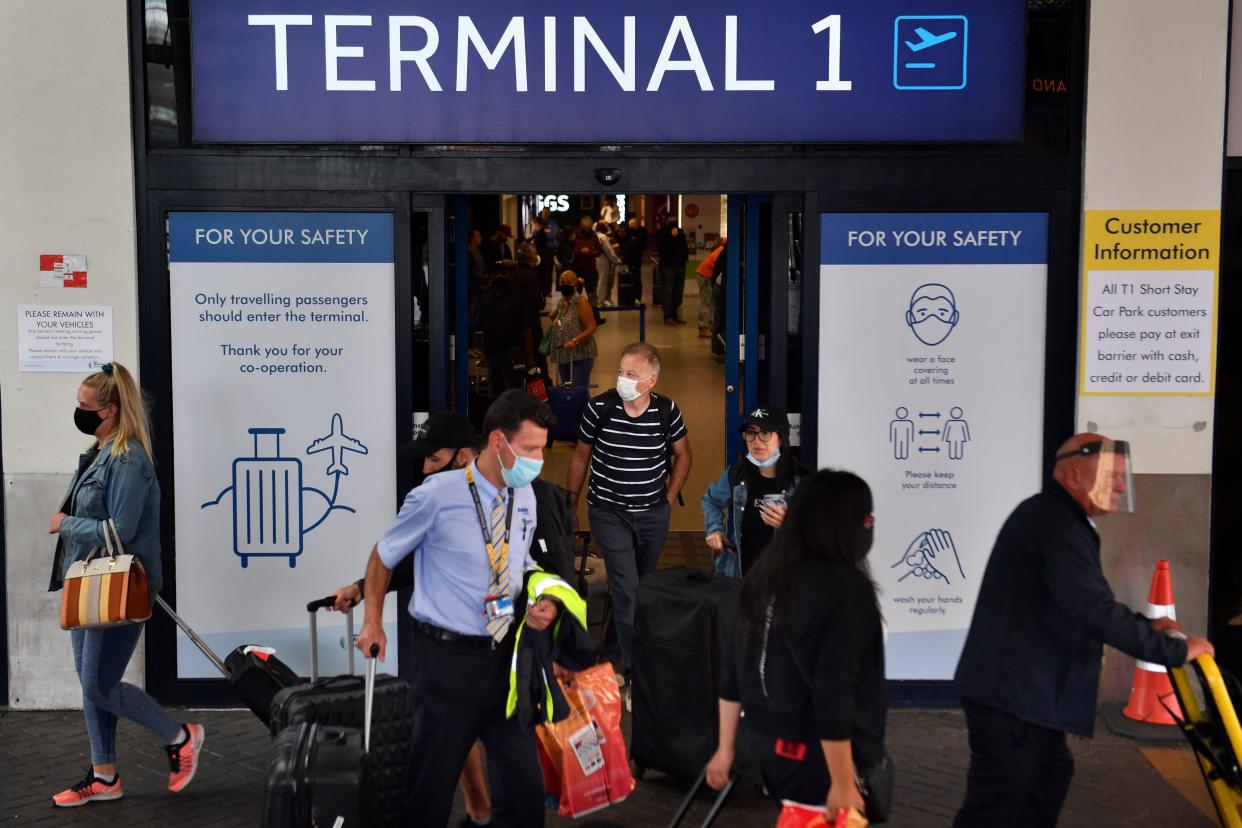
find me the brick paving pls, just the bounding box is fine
[0,706,1213,827]
[1,539,1215,825]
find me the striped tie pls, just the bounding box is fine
[485,492,511,643]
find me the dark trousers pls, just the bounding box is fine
[487,352,525,400]
[659,263,685,320]
[588,502,672,668]
[405,627,544,828]
[954,698,1075,828]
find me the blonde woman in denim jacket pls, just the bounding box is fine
[701,406,807,578]
[47,362,205,807]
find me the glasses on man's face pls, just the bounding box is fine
[742,430,774,443]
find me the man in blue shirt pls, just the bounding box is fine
[357,390,559,827]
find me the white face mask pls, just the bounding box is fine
[616,374,651,402]
[747,449,781,469]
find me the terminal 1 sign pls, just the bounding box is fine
[191,0,1026,143]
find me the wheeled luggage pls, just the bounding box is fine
[263,721,373,828]
[630,568,741,779]
[263,643,386,828]
[268,598,413,827]
[617,265,642,306]
[156,595,300,726]
[547,355,590,443]
[1169,652,1242,827]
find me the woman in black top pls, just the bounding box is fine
[707,470,887,819]
[701,405,808,578]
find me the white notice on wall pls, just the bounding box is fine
[1082,270,1214,393]
[18,305,113,372]
[818,214,1048,680]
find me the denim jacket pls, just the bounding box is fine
[52,441,162,596]
[701,466,800,579]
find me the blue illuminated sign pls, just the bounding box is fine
[191,1,1026,144]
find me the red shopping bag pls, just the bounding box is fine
[535,664,635,818]
[776,802,868,828]
[526,373,550,402]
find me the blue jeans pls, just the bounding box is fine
[72,623,181,764]
[557,357,593,389]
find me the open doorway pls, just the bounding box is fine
[457,193,733,566]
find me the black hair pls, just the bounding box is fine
[481,389,556,442]
[738,469,876,629]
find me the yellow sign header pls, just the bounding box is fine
[1083,209,1219,271]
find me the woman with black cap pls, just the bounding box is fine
[701,405,808,578]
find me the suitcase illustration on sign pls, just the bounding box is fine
[233,428,303,569]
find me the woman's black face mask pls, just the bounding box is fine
[559,285,576,297]
[74,406,105,436]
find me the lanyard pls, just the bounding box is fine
[464,464,514,581]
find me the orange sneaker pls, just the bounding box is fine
[52,770,123,807]
[165,723,206,792]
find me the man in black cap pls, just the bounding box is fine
[326,410,494,828]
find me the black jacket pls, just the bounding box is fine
[954,481,1188,736]
[720,559,887,767]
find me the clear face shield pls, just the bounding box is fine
[1056,439,1135,514]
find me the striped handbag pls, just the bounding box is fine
[60,518,152,630]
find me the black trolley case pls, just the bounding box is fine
[268,597,413,827]
[630,568,741,779]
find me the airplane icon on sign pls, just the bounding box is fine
[306,413,369,476]
[905,27,959,53]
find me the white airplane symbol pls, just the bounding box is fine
[307,413,368,476]
[905,27,958,52]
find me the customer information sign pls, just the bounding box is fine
[818,213,1048,680]
[1080,210,1219,396]
[190,0,1025,143]
[168,212,398,678]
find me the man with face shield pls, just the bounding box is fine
[953,434,1214,827]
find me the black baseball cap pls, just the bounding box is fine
[401,411,477,458]
[741,405,789,433]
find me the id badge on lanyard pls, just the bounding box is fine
[465,465,516,621]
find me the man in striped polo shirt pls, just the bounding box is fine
[567,342,693,680]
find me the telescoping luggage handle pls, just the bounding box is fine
[154,595,229,677]
[364,643,379,753]
[666,767,737,828]
[306,595,355,681]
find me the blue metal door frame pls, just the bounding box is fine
[725,195,771,463]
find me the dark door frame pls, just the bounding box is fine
[138,189,415,705]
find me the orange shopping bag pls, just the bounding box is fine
[776,802,868,828]
[535,664,635,817]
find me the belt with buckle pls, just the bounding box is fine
[415,620,495,649]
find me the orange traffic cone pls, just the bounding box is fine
[1122,560,1183,725]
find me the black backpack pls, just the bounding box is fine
[590,389,684,504]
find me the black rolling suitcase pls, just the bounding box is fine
[268,598,413,827]
[263,645,385,827]
[156,595,301,726]
[630,568,741,779]
[617,265,642,306]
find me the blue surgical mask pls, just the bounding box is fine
[500,435,543,488]
[747,449,781,469]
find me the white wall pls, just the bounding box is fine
[1080,0,1228,474]
[1,1,141,707]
